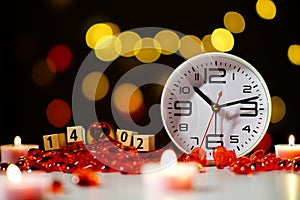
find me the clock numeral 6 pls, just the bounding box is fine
[205,134,224,150]
[174,100,192,116]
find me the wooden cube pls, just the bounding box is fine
[133,135,155,152]
[43,133,66,151]
[67,126,86,143]
[115,129,138,146]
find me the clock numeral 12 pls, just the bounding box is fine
[204,68,226,84]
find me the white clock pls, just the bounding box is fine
[160,52,272,162]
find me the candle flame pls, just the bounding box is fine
[6,164,22,183]
[289,135,295,146]
[14,136,21,146]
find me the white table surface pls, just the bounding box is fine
[25,166,299,200]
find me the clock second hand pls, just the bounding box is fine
[199,91,223,148]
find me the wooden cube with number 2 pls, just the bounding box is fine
[133,135,155,152]
[67,126,86,143]
[116,129,138,146]
[43,133,66,151]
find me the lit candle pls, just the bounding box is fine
[0,164,50,200]
[275,134,300,159]
[1,136,39,163]
[141,149,198,190]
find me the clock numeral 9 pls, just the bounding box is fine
[205,134,224,149]
[204,68,226,84]
[174,100,192,116]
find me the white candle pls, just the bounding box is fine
[1,136,39,163]
[141,149,198,190]
[0,164,50,200]
[275,135,300,159]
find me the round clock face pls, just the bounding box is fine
[160,52,272,161]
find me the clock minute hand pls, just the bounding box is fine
[193,87,213,106]
[218,96,259,108]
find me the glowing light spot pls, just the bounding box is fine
[223,11,245,34]
[154,30,180,55]
[104,22,121,35]
[288,44,300,66]
[202,34,218,52]
[6,164,22,183]
[112,83,144,114]
[211,28,234,52]
[95,35,122,61]
[253,132,272,152]
[82,71,109,101]
[47,44,72,72]
[179,35,204,59]
[32,59,56,87]
[256,0,276,20]
[47,99,71,128]
[271,96,286,123]
[134,37,161,63]
[118,31,141,57]
[85,23,113,49]
[48,0,73,10]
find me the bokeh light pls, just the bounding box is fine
[154,29,180,55]
[134,37,161,63]
[85,23,113,49]
[117,31,141,57]
[47,98,71,128]
[104,22,121,35]
[271,96,286,123]
[112,83,144,114]
[47,44,72,72]
[94,35,122,61]
[32,59,56,87]
[211,28,234,52]
[82,71,110,101]
[287,44,300,66]
[256,0,276,20]
[179,35,204,59]
[223,11,245,34]
[202,34,218,52]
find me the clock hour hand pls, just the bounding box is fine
[218,96,259,108]
[193,87,213,106]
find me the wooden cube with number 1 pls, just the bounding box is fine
[43,133,66,151]
[67,126,86,143]
[116,129,138,146]
[133,135,155,152]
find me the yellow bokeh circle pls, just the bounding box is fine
[223,11,245,34]
[154,30,180,55]
[256,0,276,20]
[211,28,234,52]
[271,96,286,123]
[287,44,300,66]
[179,35,204,59]
[85,23,113,49]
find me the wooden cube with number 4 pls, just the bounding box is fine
[43,133,66,151]
[133,135,155,152]
[67,126,86,143]
[116,129,138,146]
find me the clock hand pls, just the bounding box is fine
[200,91,222,148]
[193,87,213,106]
[218,96,259,108]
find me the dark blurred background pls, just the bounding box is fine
[1,0,300,153]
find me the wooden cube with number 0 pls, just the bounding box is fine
[133,135,155,152]
[67,126,86,143]
[43,133,66,151]
[116,129,138,146]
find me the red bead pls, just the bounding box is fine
[50,180,64,193]
[72,169,101,186]
[213,146,236,169]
